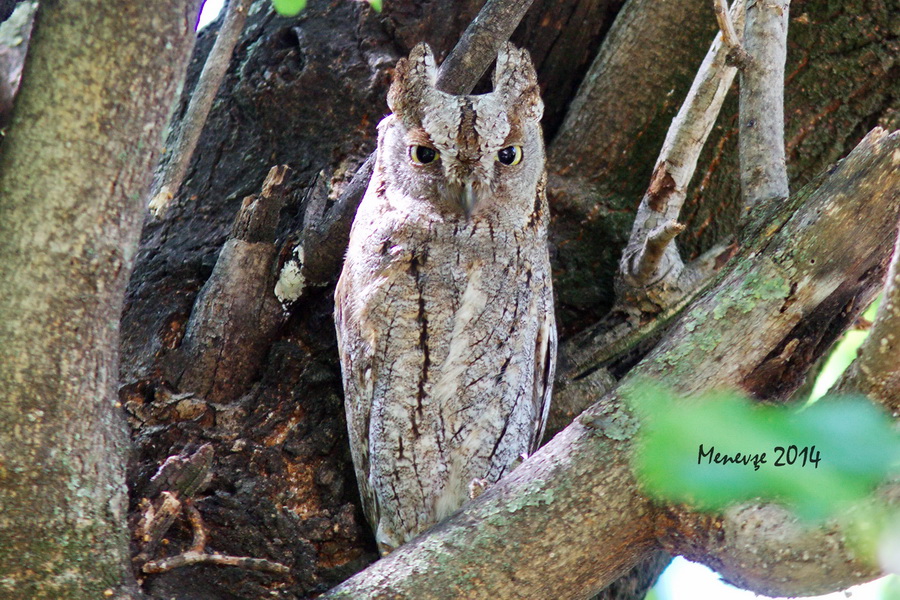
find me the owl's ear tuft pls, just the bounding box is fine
[493,43,543,122]
[388,43,438,125]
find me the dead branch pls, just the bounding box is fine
[713,0,751,68]
[277,0,538,303]
[143,551,291,575]
[616,0,744,301]
[322,129,900,599]
[738,0,790,209]
[133,492,183,566]
[435,0,536,95]
[184,501,208,553]
[582,0,745,364]
[170,165,290,403]
[142,500,290,576]
[149,0,252,218]
[835,224,900,415]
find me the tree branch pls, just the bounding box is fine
[149,0,252,218]
[571,0,745,377]
[323,129,900,599]
[143,551,291,575]
[616,0,744,301]
[662,500,888,597]
[141,500,291,576]
[0,0,204,593]
[435,0,535,95]
[713,0,751,68]
[739,0,790,209]
[835,224,900,415]
[276,0,538,303]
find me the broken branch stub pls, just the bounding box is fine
[615,0,746,315]
[169,165,291,404]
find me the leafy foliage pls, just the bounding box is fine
[271,0,381,16]
[272,0,306,16]
[627,382,900,520]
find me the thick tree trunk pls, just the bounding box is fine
[116,0,899,598]
[0,0,202,598]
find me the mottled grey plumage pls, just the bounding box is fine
[334,42,556,554]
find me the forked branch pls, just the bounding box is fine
[142,500,290,576]
[713,0,751,68]
[614,0,745,314]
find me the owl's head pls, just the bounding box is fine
[379,42,545,220]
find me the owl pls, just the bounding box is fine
[334,42,556,555]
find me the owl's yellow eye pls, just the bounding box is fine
[410,145,439,165]
[497,145,523,166]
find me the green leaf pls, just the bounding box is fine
[626,381,900,520]
[368,0,383,12]
[272,0,307,17]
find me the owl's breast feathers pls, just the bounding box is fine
[336,189,556,553]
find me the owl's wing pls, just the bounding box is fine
[334,274,379,532]
[529,299,557,455]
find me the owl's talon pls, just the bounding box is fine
[467,478,490,500]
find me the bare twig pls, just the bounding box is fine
[435,0,536,95]
[143,551,291,575]
[713,0,751,68]
[739,0,790,209]
[185,500,209,553]
[134,492,182,565]
[140,496,291,576]
[835,224,900,415]
[279,0,537,302]
[615,0,746,311]
[149,0,252,218]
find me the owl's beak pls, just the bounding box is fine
[456,181,477,217]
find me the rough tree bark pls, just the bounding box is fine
[0,0,203,598]
[74,0,899,598]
